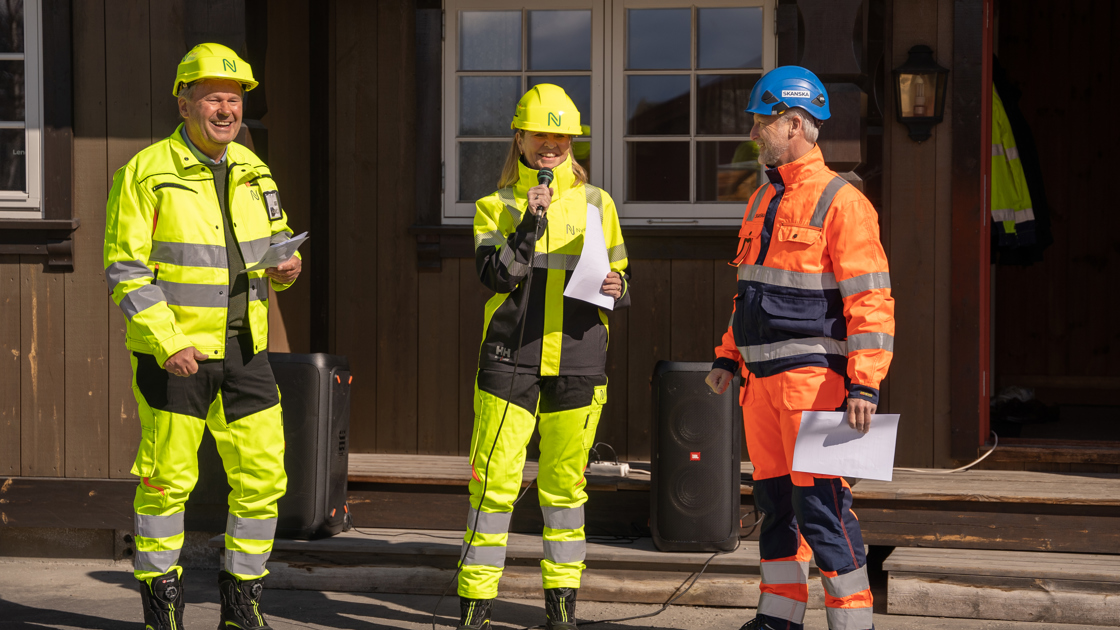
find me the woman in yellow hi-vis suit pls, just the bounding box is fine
[457,85,630,630]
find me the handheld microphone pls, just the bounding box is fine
[534,167,554,216]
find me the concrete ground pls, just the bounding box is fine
[0,559,1111,630]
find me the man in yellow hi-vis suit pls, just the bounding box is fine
[104,43,300,630]
[457,85,630,630]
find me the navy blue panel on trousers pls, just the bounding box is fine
[792,477,867,573]
[753,476,802,560]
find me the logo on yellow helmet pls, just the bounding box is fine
[548,112,562,127]
[223,59,237,72]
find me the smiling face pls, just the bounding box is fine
[517,131,572,171]
[178,78,243,160]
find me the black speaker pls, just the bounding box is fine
[185,353,352,540]
[650,361,742,552]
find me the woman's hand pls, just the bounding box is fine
[601,272,623,299]
[527,184,554,217]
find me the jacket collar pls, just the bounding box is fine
[514,153,577,198]
[179,124,226,165]
[765,144,828,188]
[169,124,260,181]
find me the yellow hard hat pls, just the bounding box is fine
[172,43,258,97]
[511,84,582,136]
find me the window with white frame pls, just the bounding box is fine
[444,0,773,226]
[0,0,42,219]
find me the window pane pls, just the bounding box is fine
[460,11,521,71]
[626,142,689,201]
[697,141,762,202]
[697,8,763,69]
[627,75,689,136]
[0,128,26,192]
[573,140,591,175]
[697,74,758,135]
[459,142,510,202]
[626,9,690,70]
[0,2,23,54]
[528,10,591,71]
[0,60,25,121]
[528,76,591,131]
[461,76,521,137]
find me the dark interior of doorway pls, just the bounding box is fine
[991,0,1120,444]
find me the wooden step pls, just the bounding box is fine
[884,547,1120,627]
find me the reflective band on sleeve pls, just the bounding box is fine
[991,143,1005,157]
[542,505,584,531]
[106,260,154,292]
[499,244,530,277]
[135,549,180,575]
[847,332,894,352]
[496,188,522,224]
[825,605,875,630]
[150,240,228,268]
[821,565,870,599]
[1005,145,1020,161]
[1015,207,1036,223]
[738,337,847,363]
[158,280,227,308]
[467,507,512,535]
[760,560,809,585]
[461,543,507,567]
[241,236,272,265]
[991,208,1015,222]
[737,264,838,291]
[607,243,628,263]
[224,549,269,578]
[747,182,771,221]
[585,186,605,222]
[543,539,586,564]
[810,176,850,228]
[838,272,891,297]
[226,514,277,542]
[135,512,184,540]
[121,284,167,319]
[270,230,293,245]
[248,277,268,302]
[475,229,506,249]
[757,592,808,624]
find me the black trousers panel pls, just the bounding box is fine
[477,369,607,414]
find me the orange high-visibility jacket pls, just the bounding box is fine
[714,145,895,404]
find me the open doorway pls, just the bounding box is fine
[989,0,1120,444]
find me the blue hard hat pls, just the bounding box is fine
[746,66,830,120]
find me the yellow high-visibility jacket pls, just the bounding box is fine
[992,87,1035,247]
[104,124,297,366]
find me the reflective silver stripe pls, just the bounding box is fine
[467,507,512,535]
[1015,207,1036,223]
[810,176,849,228]
[847,332,894,352]
[461,543,507,567]
[760,560,809,585]
[531,252,580,270]
[757,592,807,624]
[499,243,529,277]
[270,230,293,245]
[542,505,584,531]
[241,236,272,265]
[607,243,628,263]
[120,284,167,319]
[825,605,874,630]
[737,264,838,291]
[738,337,847,363]
[106,260,153,293]
[135,512,184,540]
[134,549,180,575]
[838,272,891,297]
[991,143,1005,157]
[821,565,870,599]
[475,229,506,249]
[496,187,522,223]
[150,240,227,268]
[1005,145,1020,161]
[585,186,605,222]
[159,280,226,308]
[991,208,1015,222]
[224,549,269,577]
[226,514,277,542]
[249,277,268,302]
[543,539,586,564]
[747,182,771,221]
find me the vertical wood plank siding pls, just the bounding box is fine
[0,256,21,475]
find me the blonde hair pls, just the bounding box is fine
[497,130,589,189]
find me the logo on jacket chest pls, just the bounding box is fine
[566,224,585,236]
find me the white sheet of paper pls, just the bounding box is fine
[562,204,614,310]
[791,411,901,482]
[241,231,309,273]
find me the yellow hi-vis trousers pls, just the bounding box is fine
[130,334,287,582]
[458,370,608,600]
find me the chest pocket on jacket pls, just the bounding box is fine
[776,224,822,245]
[759,291,827,337]
[733,221,765,266]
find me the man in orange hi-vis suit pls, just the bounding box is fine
[706,66,894,630]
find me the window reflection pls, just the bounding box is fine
[626,142,689,202]
[460,142,511,202]
[696,140,761,202]
[460,11,521,71]
[0,129,26,192]
[460,76,522,136]
[528,10,591,71]
[697,8,763,69]
[627,75,689,136]
[697,74,758,135]
[626,9,690,70]
[0,1,24,54]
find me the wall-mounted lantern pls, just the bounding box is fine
[892,45,949,142]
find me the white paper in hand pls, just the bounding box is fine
[562,205,614,310]
[241,231,309,273]
[791,411,901,481]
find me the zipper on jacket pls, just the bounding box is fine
[152,263,159,284]
[152,182,197,193]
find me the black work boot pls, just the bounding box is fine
[139,570,184,630]
[217,570,272,630]
[740,617,800,630]
[544,587,578,630]
[457,596,493,629]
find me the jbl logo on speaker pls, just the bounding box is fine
[690,452,701,461]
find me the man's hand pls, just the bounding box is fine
[847,398,876,433]
[705,368,734,395]
[266,255,301,284]
[601,272,623,299]
[164,347,208,377]
[527,184,554,217]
